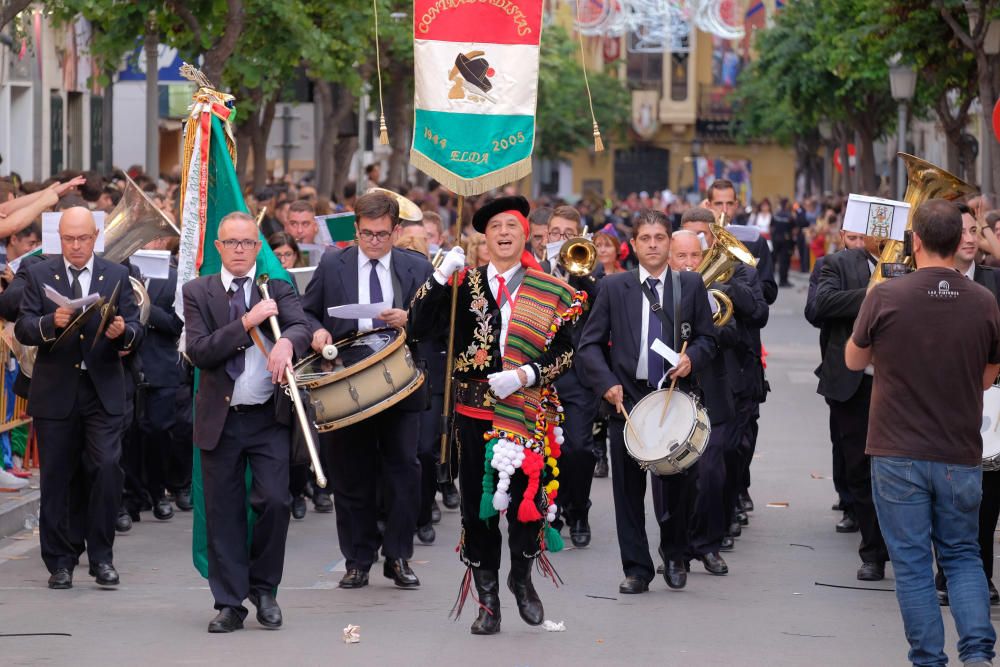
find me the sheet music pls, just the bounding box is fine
[43,284,100,310]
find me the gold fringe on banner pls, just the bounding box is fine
[373,0,389,145]
[575,23,604,153]
[410,151,534,197]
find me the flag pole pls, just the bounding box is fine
[437,195,463,482]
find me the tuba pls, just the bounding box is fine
[101,175,180,323]
[869,153,977,288]
[697,224,758,327]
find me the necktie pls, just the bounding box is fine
[496,274,513,308]
[646,276,663,385]
[369,259,386,327]
[225,277,249,381]
[69,267,83,299]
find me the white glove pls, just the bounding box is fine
[435,246,466,283]
[488,369,524,399]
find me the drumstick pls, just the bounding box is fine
[617,399,646,451]
[659,341,688,427]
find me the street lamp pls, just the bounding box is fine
[888,54,917,199]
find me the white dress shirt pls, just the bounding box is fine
[357,250,394,331]
[221,264,273,406]
[636,264,670,382]
[64,255,95,297]
[964,262,976,280]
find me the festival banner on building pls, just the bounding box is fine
[410,0,544,195]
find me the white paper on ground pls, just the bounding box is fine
[327,302,390,319]
[651,338,680,367]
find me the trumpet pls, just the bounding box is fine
[256,274,327,488]
[558,235,598,276]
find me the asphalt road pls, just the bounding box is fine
[0,270,992,666]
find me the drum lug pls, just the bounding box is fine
[349,382,360,406]
[382,366,395,389]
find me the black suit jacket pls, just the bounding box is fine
[0,254,46,322]
[804,255,827,328]
[182,274,312,451]
[813,248,870,402]
[15,255,143,418]
[577,268,717,410]
[138,268,183,388]
[974,265,1000,305]
[301,245,433,341]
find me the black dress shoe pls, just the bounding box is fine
[937,587,949,606]
[736,510,749,526]
[430,500,442,525]
[384,558,420,589]
[720,535,735,552]
[739,492,754,512]
[990,581,999,605]
[291,495,307,520]
[569,517,591,548]
[174,487,193,512]
[593,457,609,478]
[441,483,460,510]
[208,608,245,633]
[416,523,436,545]
[115,508,132,533]
[312,492,333,513]
[835,513,859,533]
[700,552,728,575]
[339,568,369,589]
[618,575,649,594]
[48,568,73,589]
[857,561,885,581]
[728,521,742,538]
[153,498,174,521]
[89,562,119,586]
[831,499,845,512]
[665,560,687,589]
[470,569,501,635]
[507,560,543,625]
[249,591,283,629]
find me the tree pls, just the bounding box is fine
[0,0,32,32]
[536,25,630,162]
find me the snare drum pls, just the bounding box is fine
[293,327,424,432]
[982,386,1000,470]
[623,389,711,475]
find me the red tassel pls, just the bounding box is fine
[449,567,492,620]
[536,551,564,587]
[518,450,544,522]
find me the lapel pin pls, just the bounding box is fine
[98,275,104,281]
[54,274,61,280]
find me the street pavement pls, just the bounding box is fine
[0,269,994,666]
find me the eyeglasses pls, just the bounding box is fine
[60,234,96,246]
[219,239,261,250]
[548,230,575,242]
[358,230,392,242]
[273,251,296,260]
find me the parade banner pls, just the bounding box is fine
[175,69,291,577]
[410,0,544,195]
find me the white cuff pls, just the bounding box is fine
[519,364,536,387]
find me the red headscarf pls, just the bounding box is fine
[503,209,543,271]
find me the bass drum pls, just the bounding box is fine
[623,389,711,476]
[982,386,1000,470]
[293,327,424,432]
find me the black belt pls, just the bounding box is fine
[229,398,273,414]
[453,379,496,410]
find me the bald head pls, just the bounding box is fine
[58,206,99,268]
[669,229,704,272]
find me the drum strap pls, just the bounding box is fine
[635,269,681,348]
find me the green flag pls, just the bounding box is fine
[186,113,292,578]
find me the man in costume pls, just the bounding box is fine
[409,195,586,635]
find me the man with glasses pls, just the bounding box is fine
[15,207,143,590]
[182,211,312,632]
[302,191,433,591]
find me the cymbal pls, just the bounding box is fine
[53,299,105,349]
[92,281,121,350]
[367,187,424,222]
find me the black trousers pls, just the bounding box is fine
[327,406,420,570]
[774,239,792,285]
[829,376,888,564]
[557,391,596,523]
[691,421,734,556]
[455,413,541,570]
[733,393,759,495]
[609,417,698,581]
[138,385,178,501]
[826,399,854,510]
[169,380,194,492]
[200,404,290,613]
[417,393,444,528]
[35,372,123,573]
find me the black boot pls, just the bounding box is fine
[507,558,544,626]
[470,569,501,635]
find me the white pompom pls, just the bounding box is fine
[546,512,556,522]
[556,405,564,413]
[499,470,510,480]
[498,479,510,492]
[555,436,565,445]
[493,490,510,511]
[553,427,564,437]
[505,465,515,476]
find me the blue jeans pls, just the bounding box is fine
[872,456,996,666]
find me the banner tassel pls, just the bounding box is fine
[373,0,389,145]
[576,24,604,153]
